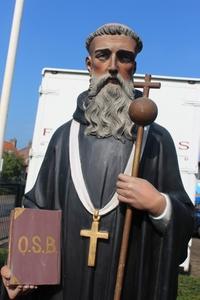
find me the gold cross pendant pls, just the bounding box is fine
[80,210,109,267]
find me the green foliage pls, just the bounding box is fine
[178,274,200,299]
[0,248,8,268]
[1,152,25,182]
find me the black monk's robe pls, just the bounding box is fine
[1,91,194,300]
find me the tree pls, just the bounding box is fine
[1,152,25,182]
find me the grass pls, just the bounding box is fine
[178,274,200,299]
[0,248,199,299]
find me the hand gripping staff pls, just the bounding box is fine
[113,74,161,300]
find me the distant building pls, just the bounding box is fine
[18,142,32,169]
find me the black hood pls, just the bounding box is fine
[73,90,89,125]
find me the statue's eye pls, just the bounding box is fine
[117,50,135,63]
[95,50,111,61]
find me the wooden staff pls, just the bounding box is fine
[113,74,161,300]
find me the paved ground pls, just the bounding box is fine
[190,238,200,277]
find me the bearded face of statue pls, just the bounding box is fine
[84,35,138,141]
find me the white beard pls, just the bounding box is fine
[84,74,135,141]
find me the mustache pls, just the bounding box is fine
[88,74,134,99]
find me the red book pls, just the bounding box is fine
[7,207,61,285]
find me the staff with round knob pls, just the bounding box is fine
[114,75,159,300]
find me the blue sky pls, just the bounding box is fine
[0,0,199,148]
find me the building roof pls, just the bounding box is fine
[3,139,18,154]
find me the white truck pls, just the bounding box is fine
[25,68,200,271]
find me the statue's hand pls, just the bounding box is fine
[1,265,37,299]
[117,173,166,216]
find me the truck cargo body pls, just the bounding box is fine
[25,68,200,271]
